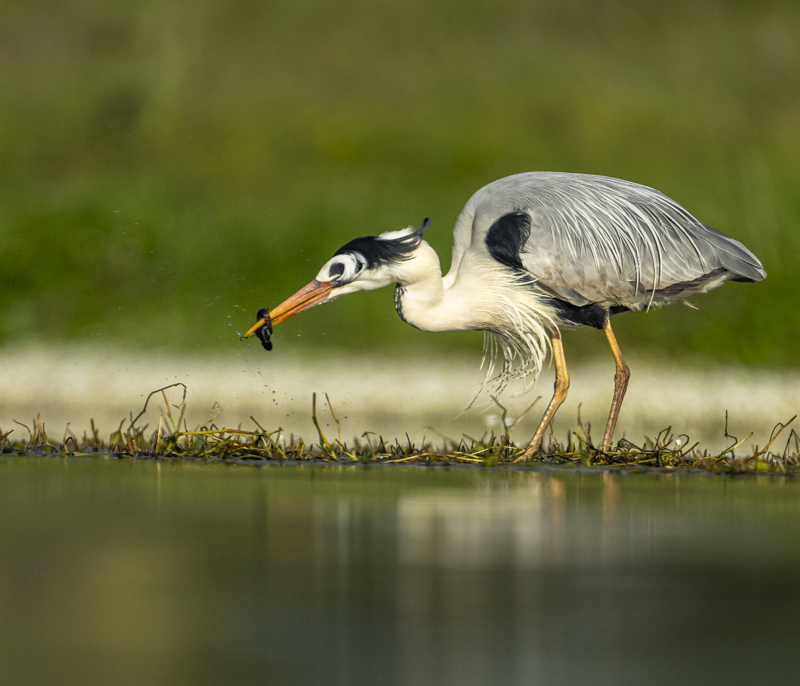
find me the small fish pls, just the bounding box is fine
[254,307,273,351]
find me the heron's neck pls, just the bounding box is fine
[393,247,489,332]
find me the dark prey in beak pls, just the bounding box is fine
[252,307,273,351]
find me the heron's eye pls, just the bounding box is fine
[320,253,366,283]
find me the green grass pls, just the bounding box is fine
[2,385,798,474]
[1,0,799,365]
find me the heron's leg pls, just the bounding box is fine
[601,318,630,450]
[520,330,569,459]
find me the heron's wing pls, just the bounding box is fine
[463,172,766,307]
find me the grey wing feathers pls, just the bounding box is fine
[457,172,766,309]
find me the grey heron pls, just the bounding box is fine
[244,172,766,456]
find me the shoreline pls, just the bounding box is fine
[1,344,797,453]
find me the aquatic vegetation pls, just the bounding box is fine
[1,384,797,474]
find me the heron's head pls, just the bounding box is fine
[243,221,431,338]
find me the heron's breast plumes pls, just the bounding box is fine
[395,249,556,400]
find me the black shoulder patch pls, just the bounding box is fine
[485,211,531,271]
[334,232,420,269]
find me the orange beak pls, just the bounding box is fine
[242,279,338,339]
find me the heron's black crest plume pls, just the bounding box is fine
[420,217,432,233]
[334,230,422,269]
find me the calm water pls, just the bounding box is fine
[1,458,799,686]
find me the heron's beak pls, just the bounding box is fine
[242,279,338,338]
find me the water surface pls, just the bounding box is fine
[0,457,798,685]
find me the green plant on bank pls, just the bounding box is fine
[1,384,798,474]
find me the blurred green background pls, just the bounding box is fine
[1,0,798,365]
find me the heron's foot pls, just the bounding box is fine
[512,444,541,463]
[600,419,621,452]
